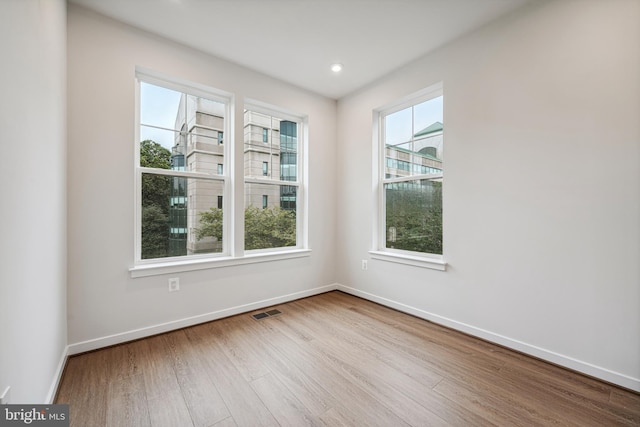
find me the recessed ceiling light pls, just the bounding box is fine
[331,63,343,73]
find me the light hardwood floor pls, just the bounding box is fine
[55,291,639,426]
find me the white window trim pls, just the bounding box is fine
[130,249,312,278]
[372,82,447,271]
[368,250,446,271]
[132,70,309,277]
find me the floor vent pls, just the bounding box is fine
[251,309,281,320]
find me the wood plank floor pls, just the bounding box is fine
[55,291,640,426]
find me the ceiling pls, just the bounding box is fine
[69,0,531,99]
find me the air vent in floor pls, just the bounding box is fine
[251,309,281,320]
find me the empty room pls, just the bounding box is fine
[1,0,638,425]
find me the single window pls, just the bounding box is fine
[244,107,303,251]
[137,77,228,262]
[377,86,443,256]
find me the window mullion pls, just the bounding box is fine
[382,173,443,185]
[232,96,245,258]
[244,177,300,187]
[138,166,223,180]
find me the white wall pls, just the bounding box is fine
[336,0,639,390]
[66,6,337,349]
[0,0,67,403]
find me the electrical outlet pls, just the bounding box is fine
[361,260,368,270]
[0,386,10,404]
[168,278,180,292]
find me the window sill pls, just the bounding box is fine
[369,250,447,271]
[130,249,312,278]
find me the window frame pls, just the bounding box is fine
[243,99,307,255]
[130,69,310,278]
[370,83,446,271]
[134,71,232,267]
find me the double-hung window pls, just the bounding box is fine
[372,83,445,270]
[136,73,230,263]
[244,105,303,251]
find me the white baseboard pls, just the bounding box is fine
[336,284,640,392]
[46,345,69,403]
[61,283,639,393]
[67,284,338,355]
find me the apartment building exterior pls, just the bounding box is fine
[168,97,298,256]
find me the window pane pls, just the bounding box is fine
[384,96,443,179]
[142,173,224,259]
[184,151,224,174]
[141,84,225,174]
[244,182,297,250]
[178,95,225,174]
[385,179,442,255]
[140,138,173,169]
[244,110,298,182]
[414,96,443,140]
[385,106,412,146]
[140,82,182,130]
[413,96,444,171]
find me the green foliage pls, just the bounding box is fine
[141,204,169,258]
[195,205,296,250]
[141,174,171,217]
[140,139,171,169]
[196,208,223,241]
[386,181,442,254]
[140,140,171,259]
[244,206,296,250]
